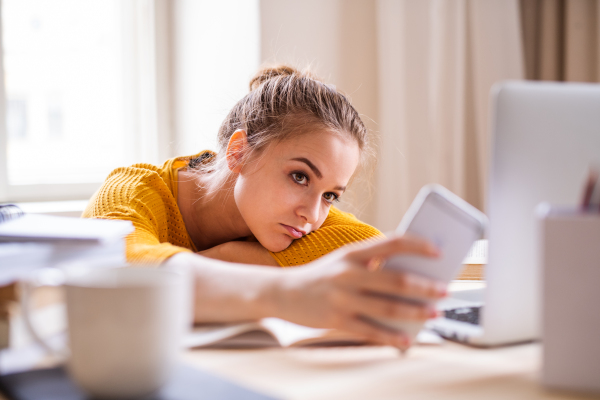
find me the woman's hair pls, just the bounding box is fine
[192,64,373,194]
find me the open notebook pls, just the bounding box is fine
[462,239,488,265]
[184,318,443,348]
[0,211,133,244]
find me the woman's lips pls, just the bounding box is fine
[281,224,305,239]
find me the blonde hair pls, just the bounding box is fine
[192,64,372,193]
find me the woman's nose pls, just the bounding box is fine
[298,195,320,225]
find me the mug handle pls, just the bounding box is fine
[20,268,68,360]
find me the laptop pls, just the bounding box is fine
[428,81,600,346]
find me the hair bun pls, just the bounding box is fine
[249,65,299,91]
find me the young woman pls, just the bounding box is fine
[83,65,446,350]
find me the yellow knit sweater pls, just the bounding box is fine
[82,152,384,266]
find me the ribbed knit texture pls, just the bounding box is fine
[83,152,384,266]
[269,207,384,266]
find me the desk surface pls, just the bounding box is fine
[182,342,596,400]
[0,341,594,400]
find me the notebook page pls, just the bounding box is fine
[462,239,488,265]
[183,322,277,348]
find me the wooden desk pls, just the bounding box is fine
[457,264,484,280]
[0,342,593,399]
[182,342,596,400]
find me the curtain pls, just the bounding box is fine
[520,0,600,82]
[373,0,524,232]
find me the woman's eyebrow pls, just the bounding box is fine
[290,157,346,191]
[291,157,322,179]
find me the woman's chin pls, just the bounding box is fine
[262,235,294,253]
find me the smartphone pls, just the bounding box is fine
[367,184,487,341]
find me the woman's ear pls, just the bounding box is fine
[226,129,248,173]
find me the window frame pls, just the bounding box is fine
[0,0,174,203]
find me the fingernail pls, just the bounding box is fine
[393,336,403,348]
[401,336,412,349]
[428,306,438,319]
[436,282,447,297]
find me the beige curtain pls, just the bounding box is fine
[256,0,532,232]
[520,0,600,82]
[176,1,599,233]
[373,0,524,232]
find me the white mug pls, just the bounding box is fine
[21,265,190,399]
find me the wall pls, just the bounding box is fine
[172,0,260,155]
[260,0,380,226]
[171,0,523,232]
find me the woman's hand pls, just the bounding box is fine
[269,235,446,349]
[166,234,445,350]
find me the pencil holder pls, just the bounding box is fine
[537,204,600,394]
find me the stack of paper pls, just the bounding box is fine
[0,214,133,284]
[462,239,488,265]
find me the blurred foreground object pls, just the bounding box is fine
[0,205,133,353]
[538,205,600,395]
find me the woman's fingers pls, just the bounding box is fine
[336,313,411,349]
[340,235,446,300]
[287,235,445,346]
[343,290,437,321]
[346,235,439,266]
[358,268,447,300]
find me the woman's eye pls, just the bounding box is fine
[323,192,339,203]
[292,173,308,185]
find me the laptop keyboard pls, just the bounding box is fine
[444,306,482,326]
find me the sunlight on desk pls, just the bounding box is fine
[182,343,593,400]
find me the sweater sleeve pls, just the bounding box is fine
[82,166,193,265]
[269,207,385,267]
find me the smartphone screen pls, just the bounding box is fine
[387,190,485,282]
[365,185,486,339]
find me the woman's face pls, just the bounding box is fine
[233,130,360,252]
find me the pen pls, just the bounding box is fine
[581,167,600,211]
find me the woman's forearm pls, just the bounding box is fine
[164,252,284,323]
[164,236,447,350]
[197,241,280,267]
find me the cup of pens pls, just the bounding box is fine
[536,168,600,394]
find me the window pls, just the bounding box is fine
[0,0,172,202]
[0,0,260,203]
